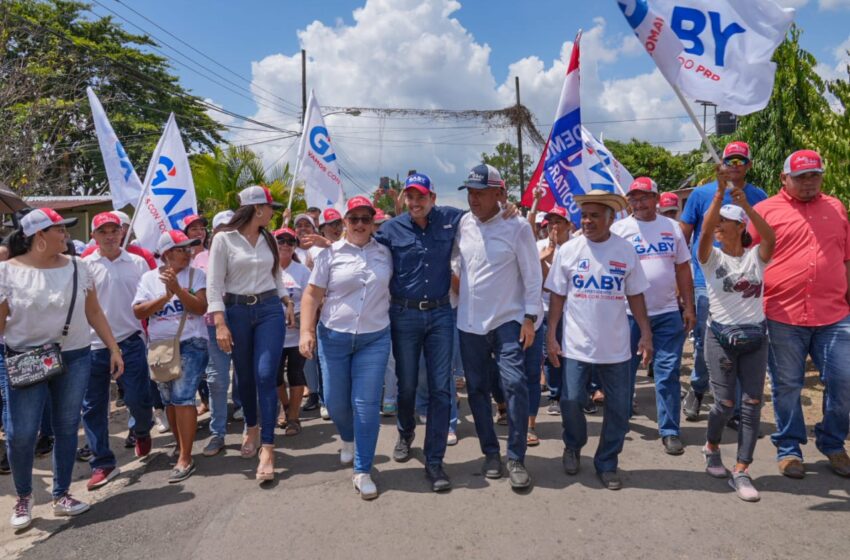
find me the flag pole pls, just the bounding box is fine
[123,166,153,250]
[670,84,722,165]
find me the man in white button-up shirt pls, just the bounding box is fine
[454,164,542,490]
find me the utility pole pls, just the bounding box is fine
[515,77,525,192]
[301,49,307,124]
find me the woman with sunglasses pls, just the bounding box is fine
[300,197,392,500]
[133,231,208,483]
[207,186,288,482]
[274,227,309,435]
[0,209,124,529]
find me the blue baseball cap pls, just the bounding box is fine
[459,164,504,190]
[404,174,433,195]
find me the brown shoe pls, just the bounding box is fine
[778,457,805,479]
[826,451,850,477]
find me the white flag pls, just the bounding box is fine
[581,127,634,197]
[86,87,143,209]
[132,114,198,251]
[294,90,345,210]
[617,0,795,115]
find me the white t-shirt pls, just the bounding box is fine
[133,266,208,342]
[0,257,94,352]
[699,246,767,325]
[281,260,311,348]
[295,245,325,269]
[538,236,570,314]
[545,234,649,364]
[611,215,690,316]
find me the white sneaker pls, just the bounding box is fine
[340,441,355,466]
[353,473,378,500]
[446,430,458,446]
[154,409,170,433]
[10,495,32,530]
[52,494,90,517]
[320,406,330,420]
[232,408,244,421]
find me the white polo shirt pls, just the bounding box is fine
[545,233,649,364]
[206,230,285,314]
[455,213,542,335]
[309,238,392,334]
[83,249,149,349]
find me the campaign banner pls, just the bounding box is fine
[86,87,144,210]
[581,127,633,197]
[294,90,345,211]
[616,0,795,115]
[132,113,198,251]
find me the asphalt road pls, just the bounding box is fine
[1,374,848,560]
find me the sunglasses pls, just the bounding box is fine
[347,216,373,225]
[722,158,749,167]
[277,238,298,246]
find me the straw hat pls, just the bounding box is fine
[574,189,628,214]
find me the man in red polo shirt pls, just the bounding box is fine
[749,149,850,479]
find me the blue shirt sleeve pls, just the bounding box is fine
[681,185,708,226]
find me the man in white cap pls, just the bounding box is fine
[612,178,695,456]
[749,149,850,479]
[546,189,653,490]
[81,212,152,490]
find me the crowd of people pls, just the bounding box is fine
[1,143,849,529]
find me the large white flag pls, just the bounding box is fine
[581,127,634,197]
[86,87,143,209]
[294,90,345,210]
[617,0,795,115]
[132,114,198,251]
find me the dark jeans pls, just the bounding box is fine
[1,347,91,498]
[525,324,545,418]
[226,297,286,445]
[704,328,768,465]
[690,287,710,394]
[460,321,529,462]
[390,303,454,466]
[561,358,631,473]
[83,334,152,470]
[542,316,562,400]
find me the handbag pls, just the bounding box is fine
[148,268,193,383]
[709,318,766,356]
[5,258,78,389]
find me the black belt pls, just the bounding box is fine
[391,295,451,311]
[223,289,279,306]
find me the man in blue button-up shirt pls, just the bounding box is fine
[375,173,461,492]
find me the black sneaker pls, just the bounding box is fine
[124,431,136,449]
[582,402,598,415]
[0,452,10,474]
[76,444,93,462]
[682,389,703,421]
[726,416,741,432]
[392,434,414,462]
[35,435,54,458]
[598,470,622,490]
[425,463,452,492]
[507,460,531,489]
[662,435,685,455]
[301,393,320,411]
[562,448,580,475]
[483,453,502,479]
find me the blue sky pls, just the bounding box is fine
[89,0,850,203]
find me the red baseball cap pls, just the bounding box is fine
[374,209,388,224]
[182,214,208,232]
[320,208,343,226]
[658,192,679,209]
[273,227,298,240]
[544,207,569,221]
[628,177,659,195]
[723,141,751,161]
[21,208,78,237]
[783,149,824,176]
[345,196,375,216]
[91,212,122,232]
[156,230,200,255]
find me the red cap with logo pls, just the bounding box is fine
[783,149,824,177]
[182,214,207,231]
[723,141,751,161]
[658,192,679,209]
[21,208,78,237]
[345,196,376,216]
[321,208,343,225]
[544,207,568,221]
[374,209,388,223]
[91,212,122,232]
[628,177,659,195]
[273,227,298,240]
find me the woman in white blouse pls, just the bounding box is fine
[0,209,124,529]
[300,196,393,500]
[207,186,292,482]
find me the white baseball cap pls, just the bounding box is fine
[238,185,282,209]
[112,210,131,226]
[212,210,234,230]
[20,208,78,237]
[156,230,201,256]
[719,205,748,225]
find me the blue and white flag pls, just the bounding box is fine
[294,90,345,211]
[86,87,143,209]
[617,0,794,115]
[132,114,198,251]
[581,127,633,198]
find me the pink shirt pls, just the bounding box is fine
[749,189,850,326]
[192,250,214,326]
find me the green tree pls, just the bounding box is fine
[0,0,223,195]
[481,142,533,202]
[605,139,693,191]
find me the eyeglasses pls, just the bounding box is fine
[347,216,373,225]
[722,158,749,167]
[277,238,298,246]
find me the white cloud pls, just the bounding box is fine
[820,0,850,10]
[773,0,809,8]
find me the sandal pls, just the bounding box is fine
[276,416,288,429]
[240,426,260,459]
[284,419,302,437]
[256,445,275,482]
[592,390,605,405]
[527,428,540,447]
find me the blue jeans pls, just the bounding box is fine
[459,321,529,462]
[157,338,209,406]
[415,352,459,431]
[226,297,286,445]
[561,358,631,473]
[206,324,232,438]
[629,311,685,437]
[525,324,545,418]
[83,334,152,470]
[690,286,710,394]
[767,315,850,460]
[382,348,398,406]
[390,303,454,466]
[542,317,562,400]
[303,358,322,404]
[318,324,391,473]
[1,347,91,498]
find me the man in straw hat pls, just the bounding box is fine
[545,189,654,490]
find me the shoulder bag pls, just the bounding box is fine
[148,267,193,383]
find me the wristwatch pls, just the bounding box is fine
[524,314,537,323]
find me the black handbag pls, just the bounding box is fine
[5,258,78,389]
[709,317,766,356]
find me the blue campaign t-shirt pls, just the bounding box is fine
[680,181,768,288]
